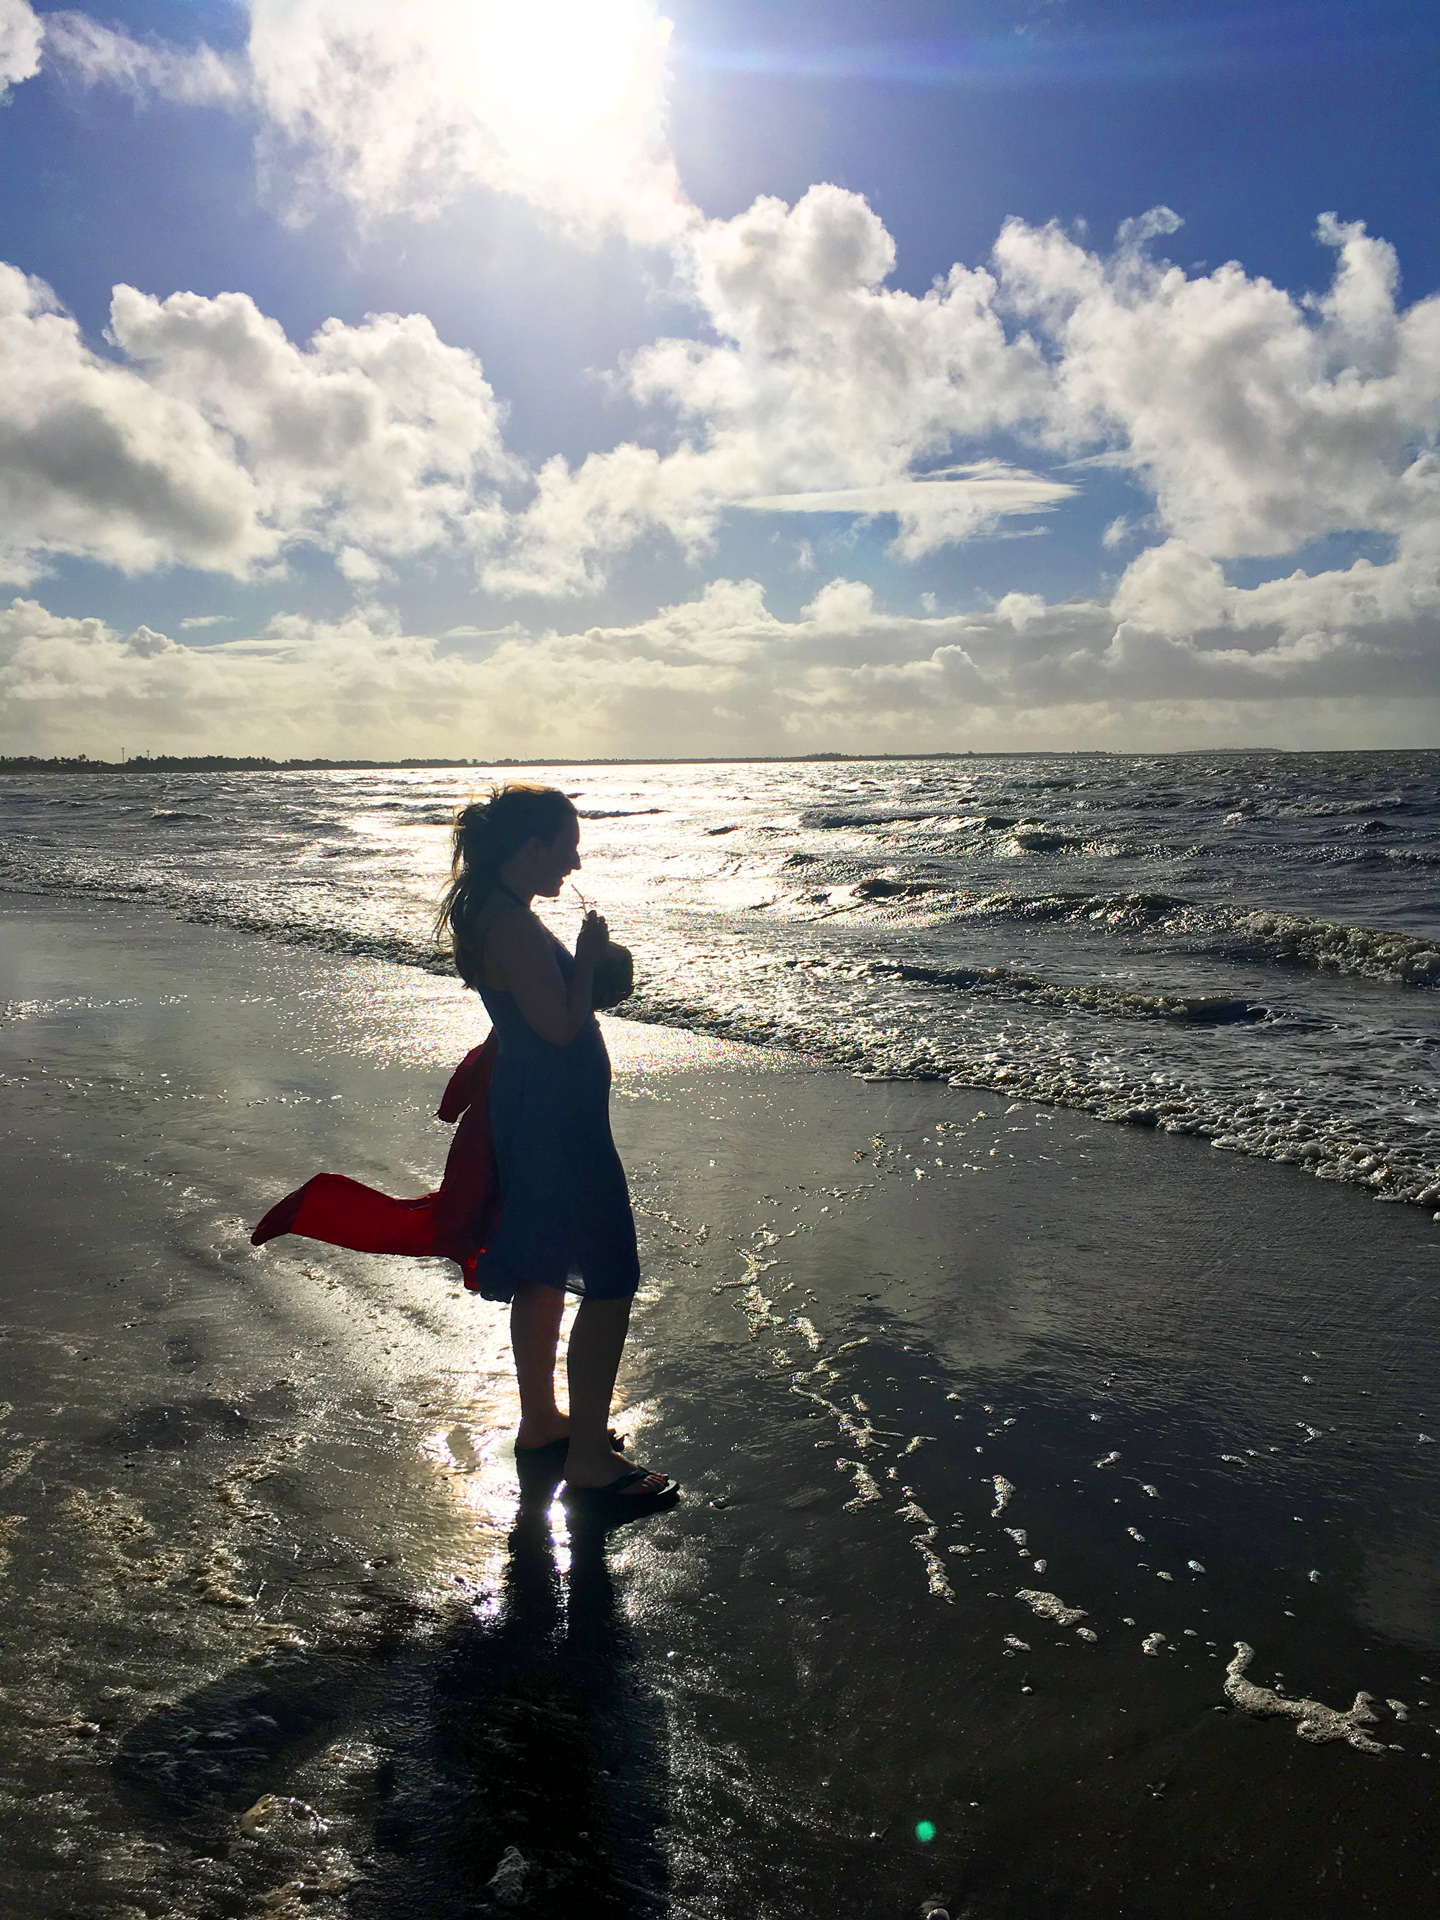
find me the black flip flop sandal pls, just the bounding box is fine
[563,1468,680,1521]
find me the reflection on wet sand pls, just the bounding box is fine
[113,1484,668,1918]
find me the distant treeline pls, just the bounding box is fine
[0,754,484,772]
[0,750,983,773]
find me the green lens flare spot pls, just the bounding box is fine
[915,1820,937,1844]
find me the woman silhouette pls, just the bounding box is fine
[436,785,677,1518]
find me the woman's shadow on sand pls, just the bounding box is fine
[113,1495,669,1917]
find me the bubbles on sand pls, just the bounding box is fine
[239,1794,326,1838]
[989,1475,1015,1515]
[485,1847,531,1902]
[1224,1644,1386,1754]
[915,1540,956,1603]
[195,1541,257,1608]
[841,1461,882,1508]
[1142,1633,1167,1656]
[1016,1589,1088,1628]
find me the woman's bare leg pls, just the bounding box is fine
[564,1297,667,1493]
[511,1282,568,1449]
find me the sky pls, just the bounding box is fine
[1,0,1438,758]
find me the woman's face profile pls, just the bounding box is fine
[530,815,582,897]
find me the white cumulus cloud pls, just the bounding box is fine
[0,265,266,583]
[488,184,1055,593]
[0,266,514,584]
[487,192,1440,599]
[0,0,38,96]
[32,11,1440,636]
[997,207,1440,556]
[6,533,1437,760]
[0,0,41,95]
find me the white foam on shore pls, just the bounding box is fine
[841,1461,882,1508]
[1224,1644,1385,1754]
[1017,1589,1088,1628]
[9,757,1440,1218]
[914,1539,956,1602]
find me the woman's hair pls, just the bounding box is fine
[434,783,578,988]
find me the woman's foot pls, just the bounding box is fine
[563,1462,680,1523]
[515,1412,570,1454]
[563,1443,673,1500]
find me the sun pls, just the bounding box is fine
[463,0,672,156]
[249,0,687,241]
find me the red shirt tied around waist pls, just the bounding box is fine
[250,1033,502,1291]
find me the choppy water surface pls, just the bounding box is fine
[3,751,1438,1207]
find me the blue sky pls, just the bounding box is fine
[1,0,1438,755]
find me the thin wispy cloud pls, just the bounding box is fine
[41,9,246,106]
[735,469,1076,557]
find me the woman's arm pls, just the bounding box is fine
[486,907,605,1045]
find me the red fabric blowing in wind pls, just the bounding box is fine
[250,1033,501,1291]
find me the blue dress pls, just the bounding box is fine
[472,935,640,1303]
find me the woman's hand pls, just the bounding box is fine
[575,909,610,969]
[486,908,596,1046]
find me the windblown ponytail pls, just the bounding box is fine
[435,784,578,989]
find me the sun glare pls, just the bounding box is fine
[249,0,684,239]
[460,0,671,158]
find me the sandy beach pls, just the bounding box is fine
[2,891,1438,1919]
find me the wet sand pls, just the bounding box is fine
[2,892,1438,1919]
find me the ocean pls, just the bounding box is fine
[4,750,1437,1210]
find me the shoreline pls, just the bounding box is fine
[4,867,1437,1219]
[2,891,1439,1918]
